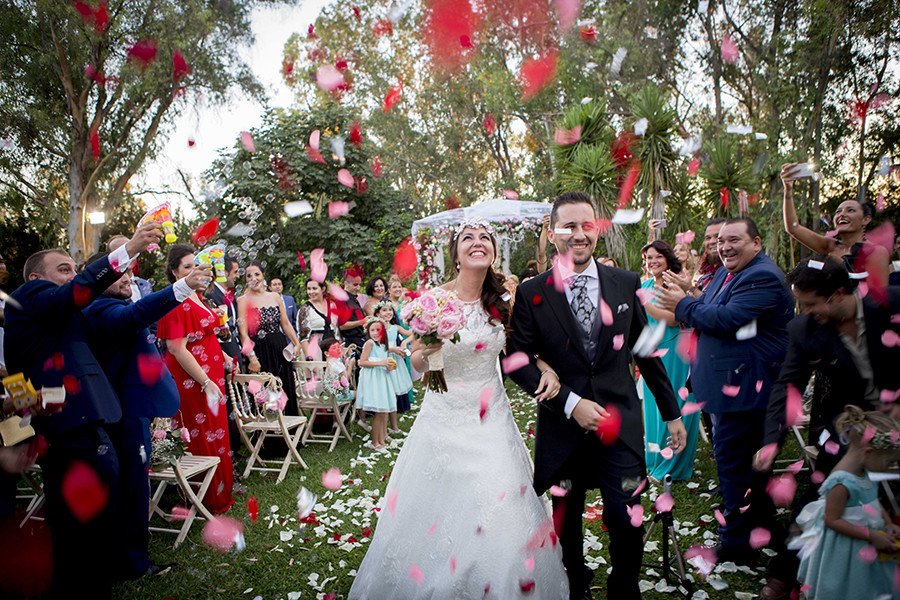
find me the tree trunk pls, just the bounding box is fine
[67,150,86,264]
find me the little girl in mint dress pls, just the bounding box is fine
[789,406,900,599]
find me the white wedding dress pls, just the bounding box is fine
[349,300,569,599]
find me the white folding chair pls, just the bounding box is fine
[226,372,308,483]
[148,454,220,547]
[294,361,354,452]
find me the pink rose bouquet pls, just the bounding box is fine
[399,288,466,392]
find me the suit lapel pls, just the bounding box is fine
[542,268,592,364]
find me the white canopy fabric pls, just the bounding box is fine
[411,198,552,236]
[411,198,551,277]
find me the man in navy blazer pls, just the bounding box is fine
[82,252,211,578]
[3,222,161,597]
[657,217,794,564]
[270,277,297,334]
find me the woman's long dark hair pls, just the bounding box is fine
[641,240,683,275]
[165,243,196,283]
[449,228,511,328]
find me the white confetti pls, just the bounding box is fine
[726,124,754,135]
[611,47,627,74]
[679,136,702,156]
[755,132,768,140]
[611,208,645,224]
[634,118,649,136]
[284,201,313,218]
[735,319,757,340]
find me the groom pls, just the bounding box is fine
[508,192,686,600]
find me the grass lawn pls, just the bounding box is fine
[113,379,794,599]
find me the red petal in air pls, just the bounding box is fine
[191,217,219,246]
[617,163,640,209]
[61,460,109,523]
[519,48,559,100]
[349,121,362,147]
[483,113,496,136]
[720,188,730,210]
[172,49,191,82]
[393,237,418,282]
[370,156,383,178]
[423,0,481,72]
[595,403,622,445]
[372,18,393,37]
[136,354,165,384]
[90,127,100,161]
[126,39,158,71]
[383,83,403,113]
[306,145,326,164]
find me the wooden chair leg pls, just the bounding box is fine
[334,401,353,443]
[172,462,217,547]
[243,431,265,479]
[301,407,319,445]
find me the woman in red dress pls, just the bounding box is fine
[157,244,235,514]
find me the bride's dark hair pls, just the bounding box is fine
[449,226,511,328]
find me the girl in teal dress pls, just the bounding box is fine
[356,318,398,451]
[640,241,700,482]
[791,405,900,599]
[375,301,413,435]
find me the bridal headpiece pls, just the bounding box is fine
[453,217,496,241]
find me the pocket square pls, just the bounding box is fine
[617,303,629,314]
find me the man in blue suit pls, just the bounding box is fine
[3,222,161,597]
[82,251,211,579]
[270,277,297,335]
[657,217,794,565]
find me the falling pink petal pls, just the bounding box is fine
[824,440,841,455]
[316,65,345,91]
[635,287,653,305]
[626,504,643,527]
[862,504,880,517]
[867,222,896,253]
[137,354,165,384]
[612,334,624,350]
[553,125,582,146]
[202,517,244,552]
[721,34,739,64]
[722,385,740,397]
[337,169,354,188]
[766,473,797,507]
[327,283,349,302]
[240,131,256,153]
[678,387,690,401]
[685,544,718,577]
[387,489,398,517]
[519,48,558,100]
[549,485,568,497]
[682,402,704,416]
[810,470,825,484]
[687,159,700,177]
[785,459,804,474]
[428,518,438,535]
[655,493,674,513]
[599,299,613,325]
[450,555,457,574]
[651,348,669,358]
[555,0,582,32]
[675,329,698,363]
[502,351,530,373]
[241,338,255,356]
[757,443,778,466]
[892,430,900,444]
[786,383,803,426]
[498,492,506,502]
[171,505,191,521]
[883,330,900,348]
[309,129,321,151]
[328,201,349,218]
[322,468,342,490]
[503,189,519,200]
[714,509,726,526]
[247,380,262,394]
[310,248,327,283]
[749,527,771,549]
[383,83,403,113]
[479,387,492,421]
[660,447,674,460]
[858,544,877,564]
[756,380,764,393]
[617,163,640,208]
[630,478,648,497]
[474,341,487,353]
[876,193,886,212]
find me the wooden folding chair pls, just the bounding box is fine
[148,454,219,547]
[294,361,354,452]
[226,373,308,483]
[774,415,818,474]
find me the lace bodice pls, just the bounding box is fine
[254,305,281,337]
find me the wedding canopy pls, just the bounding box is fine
[410,198,552,284]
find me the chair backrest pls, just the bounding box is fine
[293,361,328,404]
[227,372,284,422]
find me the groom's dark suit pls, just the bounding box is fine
[509,259,680,599]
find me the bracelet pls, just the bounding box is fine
[200,379,212,391]
[540,369,558,380]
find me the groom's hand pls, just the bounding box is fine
[666,419,687,453]
[572,399,609,431]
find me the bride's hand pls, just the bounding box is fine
[535,369,560,402]
[420,341,444,357]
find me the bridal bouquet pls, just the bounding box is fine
[400,288,466,393]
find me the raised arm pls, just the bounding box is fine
[781,163,833,256]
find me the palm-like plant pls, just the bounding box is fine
[552,100,629,264]
[630,86,679,243]
[701,137,755,218]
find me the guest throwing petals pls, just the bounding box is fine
[156,244,234,514]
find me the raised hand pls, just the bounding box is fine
[125,220,164,257]
[184,264,213,291]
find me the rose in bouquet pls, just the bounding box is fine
[149,418,189,470]
[399,288,466,392]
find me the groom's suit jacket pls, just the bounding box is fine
[508,260,680,493]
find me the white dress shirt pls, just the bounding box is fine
[557,260,600,418]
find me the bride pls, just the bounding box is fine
[349,218,569,599]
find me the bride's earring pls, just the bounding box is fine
[455,262,460,271]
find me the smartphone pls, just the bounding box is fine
[649,219,667,230]
[793,163,815,178]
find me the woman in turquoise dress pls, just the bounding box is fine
[388,277,418,404]
[640,241,700,482]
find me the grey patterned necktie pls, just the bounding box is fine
[569,275,595,334]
